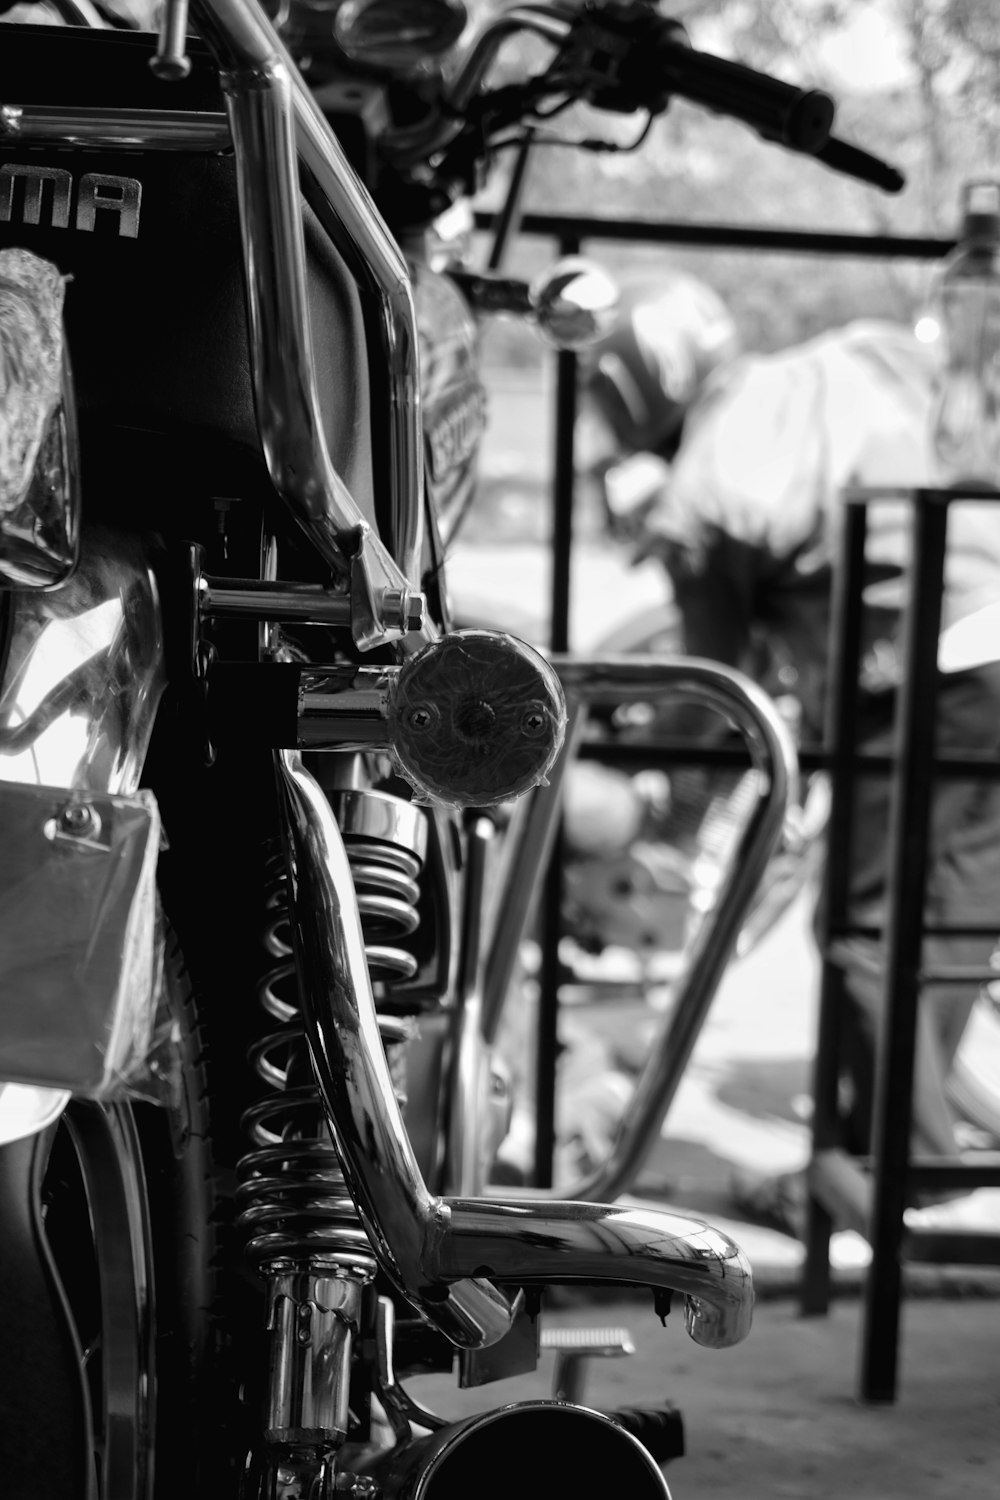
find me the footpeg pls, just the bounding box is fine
[610,1405,686,1463]
[541,1325,635,1404]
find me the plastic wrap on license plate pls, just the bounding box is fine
[0,781,160,1098]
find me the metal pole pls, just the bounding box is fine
[859,491,948,1403]
[802,498,869,1314]
[534,239,580,1187]
[473,210,953,261]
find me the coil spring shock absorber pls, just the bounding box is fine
[235,788,428,1457]
[238,790,428,1266]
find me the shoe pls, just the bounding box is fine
[904,1188,1000,1232]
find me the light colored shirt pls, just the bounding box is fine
[646,320,1000,733]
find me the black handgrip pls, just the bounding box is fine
[655,33,835,153]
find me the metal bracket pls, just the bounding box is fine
[541,1325,636,1404]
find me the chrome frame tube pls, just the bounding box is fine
[446,816,495,1197]
[209,54,361,584]
[292,65,424,586]
[483,656,797,1202]
[480,699,586,1046]
[190,0,428,638]
[297,666,392,750]
[3,3,427,644]
[439,1197,753,1349]
[201,577,354,625]
[274,749,755,1353]
[0,105,230,151]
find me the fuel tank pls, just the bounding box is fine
[413,262,487,546]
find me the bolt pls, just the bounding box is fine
[406,704,437,731]
[149,54,192,82]
[59,802,96,836]
[381,587,425,634]
[402,591,425,632]
[521,709,547,737]
[334,1476,380,1498]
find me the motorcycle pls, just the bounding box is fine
[0,3,902,1496]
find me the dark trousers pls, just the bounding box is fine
[827,665,1000,1156]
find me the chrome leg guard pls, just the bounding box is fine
[274,751,754,1352]
[485,656,797,1204]
[274,750,517,1353]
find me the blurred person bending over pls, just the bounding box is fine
[585,283,1000,1229]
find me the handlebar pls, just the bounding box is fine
[383,1,904,194]
[651,25,834,153]
[647,22,903,191]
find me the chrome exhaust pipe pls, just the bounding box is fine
[369,1401,671,1500]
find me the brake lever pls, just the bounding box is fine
[815,135,906,194]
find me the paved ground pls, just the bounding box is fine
[410,1296,1000,1498]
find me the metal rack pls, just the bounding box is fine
[801,484,1000,1404]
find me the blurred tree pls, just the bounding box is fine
[473,0,999,354]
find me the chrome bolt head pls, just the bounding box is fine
[381,587,425,634]
[59,802,96,836]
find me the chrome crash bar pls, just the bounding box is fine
[275,748,754,1354]
[3,1,429,647]
[483,656,797,1203]
[191,0,427,646]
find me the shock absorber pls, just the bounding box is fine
[335,790,425,992]
[236,788,428,1471]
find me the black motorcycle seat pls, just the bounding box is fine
[0,25,377,531]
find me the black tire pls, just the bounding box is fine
[36,925,242,1500]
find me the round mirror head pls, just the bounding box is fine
[334,0,468,70]
[530,257,619,351]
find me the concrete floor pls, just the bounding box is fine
[411,1294,1000,1499]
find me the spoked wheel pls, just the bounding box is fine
[34,932,235,1500]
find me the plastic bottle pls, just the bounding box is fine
[929,179,1000,488]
